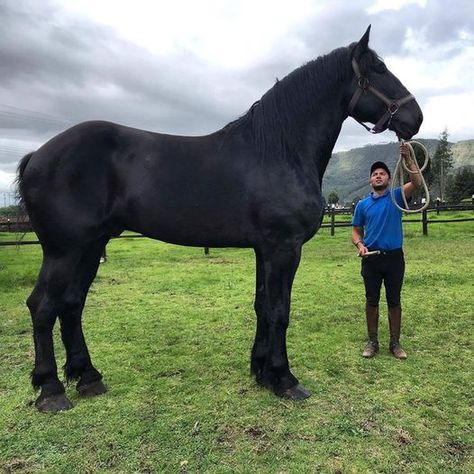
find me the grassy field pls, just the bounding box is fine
[0,219,473,473]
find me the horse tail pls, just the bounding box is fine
[16,151,35,207]
[15,151,36,240]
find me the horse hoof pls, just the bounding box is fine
[279,384,311,401]
[35,394,73,413]
[77,380,107,397]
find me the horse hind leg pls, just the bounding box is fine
[28,251,82,412]
[59,237,109,398]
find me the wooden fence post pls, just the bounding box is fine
[100,246,107,263]
[422,208,428,236]
[204,247,209,255]
[330,206,335,236]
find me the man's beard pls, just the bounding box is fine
[373,183,388,192]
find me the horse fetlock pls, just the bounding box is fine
[275,372,299,392]
[63,357,94,382]
[77,379,107,397]
[250,357,264,376]
[255,364,298,393]
[31,368,63,391]
[77,367,103,389]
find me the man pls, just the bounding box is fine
[352,142,421,359]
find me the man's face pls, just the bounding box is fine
[370,168,390,192]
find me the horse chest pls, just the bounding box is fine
[248,172,323,241]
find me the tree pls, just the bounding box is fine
[352,195,362,206]
[0,204,20,218]
[327,190,339,205]
[430,128,454,201]
[446,167,474,203]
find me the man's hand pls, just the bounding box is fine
[400,142,411,161]
[400,141,422,194]
[357,242,369,257]
[352,227,366,256]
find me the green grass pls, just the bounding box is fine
[0,221,473,473]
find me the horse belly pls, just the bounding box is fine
[121,174,253,247]
[131,207,252,247]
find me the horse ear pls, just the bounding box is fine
[352,25,371,60]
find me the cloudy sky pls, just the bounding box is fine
[0,0,473,193]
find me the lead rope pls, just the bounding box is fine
[390,140,430,213]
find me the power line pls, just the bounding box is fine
[0,104,73,130]
[0,103,73,123]
[0,146,35,153]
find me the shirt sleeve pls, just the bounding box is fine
[352,201,364,227]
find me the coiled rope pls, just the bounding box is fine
[390,140,430,213]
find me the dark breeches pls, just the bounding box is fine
[361,249,405,308]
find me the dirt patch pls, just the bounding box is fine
[156,369,183,378]
[445,440,468,457]
[245,426,266,439]
[362,419,380,433]
[395,428,413,445]
[2,458,30,473]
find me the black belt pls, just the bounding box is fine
[367,248,402,255]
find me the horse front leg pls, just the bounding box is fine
[256,243,310,401]
[251,249,268,378]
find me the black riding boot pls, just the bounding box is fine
[388,305,407,359]
[362,303,379,358]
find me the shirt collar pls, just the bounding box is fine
[371,188,389,200]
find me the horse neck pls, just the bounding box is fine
[269,56,351,182]
[304,105,347,183]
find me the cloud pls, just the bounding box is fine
[0,0,473,193]
[0,170,16,192]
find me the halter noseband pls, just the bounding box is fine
[349,58,415,134]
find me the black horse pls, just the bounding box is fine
[17,27,422,412]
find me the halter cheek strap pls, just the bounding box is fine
[349,58,415,134]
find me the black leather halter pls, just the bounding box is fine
[349,58,415,134]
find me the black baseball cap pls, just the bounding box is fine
[370,161,391,178]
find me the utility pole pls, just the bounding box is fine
[440,157,444,201]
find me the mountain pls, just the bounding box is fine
[322,139,474,202]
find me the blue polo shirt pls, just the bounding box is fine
[352,188,404,250]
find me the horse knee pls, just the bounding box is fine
[254,298,265,315]
[61,293,83,316]
[26,288,43,314]
[31,297,58,332]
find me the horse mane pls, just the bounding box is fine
[223,44,382,169]
[223,45,353,165]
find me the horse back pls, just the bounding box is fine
[20,120,323,248]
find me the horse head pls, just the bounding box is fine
[347,26,423,140]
